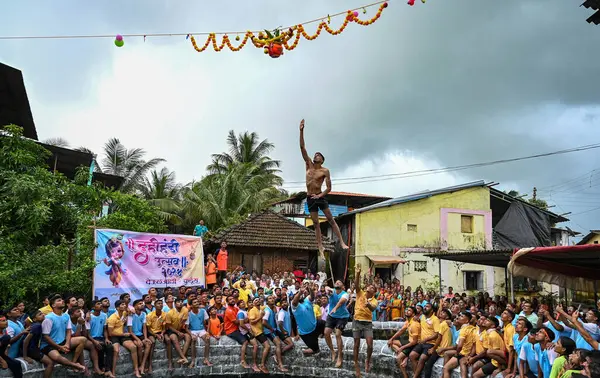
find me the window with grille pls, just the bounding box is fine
[407,224,417,232]
[463,271,483,290]
[413,261,427,272]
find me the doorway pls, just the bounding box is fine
[242,254,263,275]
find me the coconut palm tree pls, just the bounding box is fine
[99,138,165,193]
[139,167,182,223]
[206,130,282,185]
[182,162,286,231]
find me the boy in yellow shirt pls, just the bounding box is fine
[248,297,270,374]
[145,299,168,374]
[165,298,190,368]
[423,309,453,378]
[442,311,477,378]
[409,302,441,378]
[107,300,141,378]
[488,309,515,371]
[473,316,505,378]
[387,307,421,378]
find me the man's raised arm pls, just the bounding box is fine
[321,168,332,197]
[355,264,362,293]
[299,119,312,168]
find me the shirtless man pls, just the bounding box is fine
[299,119,349,257]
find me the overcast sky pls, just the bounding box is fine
[2,0,600,239]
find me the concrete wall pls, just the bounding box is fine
[0,335,494,378]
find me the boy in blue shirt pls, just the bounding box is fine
[85,300,114,377]
[324,281,350,368]
[129,299,153,375]
[5,305,26,359]
[533,326,557,378]
[22,310,54,378]
[187,298,211,367]
[193,220,208,238]
[518,328,539,378]
[40,295,86,373]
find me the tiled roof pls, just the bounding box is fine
[205,210,335,252]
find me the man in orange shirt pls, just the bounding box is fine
[215,241,228,284]
[205,254,217,289]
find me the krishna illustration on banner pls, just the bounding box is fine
[93,229,205,303]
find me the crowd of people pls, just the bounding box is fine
[1,262,599,378]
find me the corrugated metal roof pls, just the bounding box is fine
[328,191,391,199]
[339,180,487,217]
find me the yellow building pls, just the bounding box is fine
[328,181,568,296]
[577,230,600,245]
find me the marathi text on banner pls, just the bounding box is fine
[93,229,205,303]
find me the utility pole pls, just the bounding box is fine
[533,187,537,201]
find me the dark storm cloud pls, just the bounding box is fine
[289,0,600,184]
[3,0,600,230]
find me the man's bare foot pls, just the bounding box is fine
[241,362,249,369]
[302,348,315,355]
[168,363,174,372]
[259,365,269,374]
[177,357,188,365]
[94,369,104,375]
[146,367,152,374]
[278,365,289,372]
[355,365,362,378]
[134,370,142,378]
[72,364,86,373]
[203,359,212,366]
[84,367,92,376]
[331,352,336,362]
[318,246,325,260]
[252,364,260,372]
[188,361,196,368]
[366,360,371,373]
[335,358,343,368]
[341,242,349,250]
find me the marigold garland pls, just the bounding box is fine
[190,2,388,55]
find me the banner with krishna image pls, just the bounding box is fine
[93,229,205,303]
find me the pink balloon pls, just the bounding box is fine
[353,11,359,17]
[116,34,123,41]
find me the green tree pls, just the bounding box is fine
[207,130,282,184]
[0,125,166,307]
[99,138,165,193]
[182,162,286,232]
[139,167,182,224]
[505,189,549,210]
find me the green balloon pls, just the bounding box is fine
[114,39,124,47]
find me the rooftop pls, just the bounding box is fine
[338,180,488,217]
[582,0,600,24]
[336,180,569,223]
[205,210,335,252]
[272,190,390,208]
[0,63,37,140]
[577,230,600,245]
